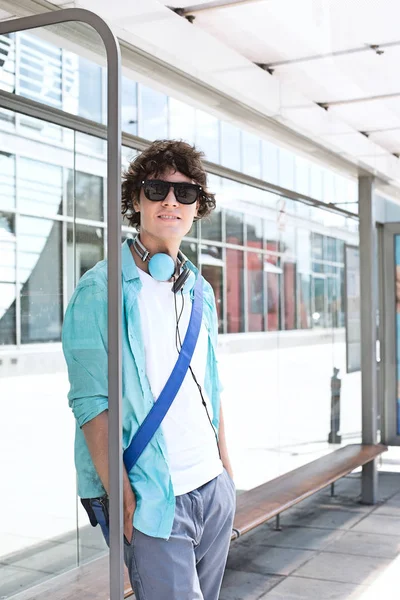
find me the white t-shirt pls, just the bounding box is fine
[137,269,223,496]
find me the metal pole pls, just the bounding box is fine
[359,175,378,504]
[0,10,123,598]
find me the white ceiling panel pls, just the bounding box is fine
[4,0,400,186]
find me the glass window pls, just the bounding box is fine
[241,132,261,178]
[279,148,295,190]
[265,219,279,253]
[66,224,104,300]
[67,169,104,222]
[169,98,195,144]
[77,57,103,123]
[226,210,244,245]
[19,217,62,343]
[283,259,297,330]
[312,276,326,328]
[220,122,241,171]
[298,273,311,328]
[139,85,168,140]
[281,225,296,256]
[323,169,336,205]
[265,253,281,331]
[226,248,244,333]
[19,34,62,109]
[247,251,264,332]
[195,110,219,163]
[261,140,279,185]
[19,158,63,217]
[310,163,323,201]
[295,157,310,196]
[75,130,106,157]
[0,212,16,345]
[0,33,15,94]
[246,215,263,249]
[326,267,339,328]
[201,206,222,242]
[311,232,324,260]
[180,240,198,266]
[200,244,224,332]
[0,152,15,210]
[297,229,311,274]
[122,76,138,135]
[325,236,337,262]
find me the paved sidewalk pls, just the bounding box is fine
[220,468,400,600]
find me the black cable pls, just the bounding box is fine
[173,287,221,459]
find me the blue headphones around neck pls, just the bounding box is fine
[129,236,196,294]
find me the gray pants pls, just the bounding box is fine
[124,468,236,600]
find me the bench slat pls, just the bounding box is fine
[233,443,387,536]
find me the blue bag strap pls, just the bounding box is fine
[123,275,204,473]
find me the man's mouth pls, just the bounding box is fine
[158,215,180,220]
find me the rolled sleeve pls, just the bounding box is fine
[62,282,109,428]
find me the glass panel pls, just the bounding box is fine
[67,168,104,222]
[66,224,104,300]
[20,217,62,343]
[225,210,243,245]
[265,219,279,253]
[298,273,311,328]
[0,33,15,94]
[310,163,323,201]
[75,130,106,157]
[247,251,264,332]
[139,84,168,140]
[77,57,103,123]
[169,98,195,144]
[297,229,311,274]
[19,158,63,216]
[200,244,224,332]
[226,248,244,333]
[246,214,263,249]
[19,33,62,109]
[195,110,219,163]
[279,148,295,190]
[295,156,310,196]
[180,240,198,266]
[311,232,324,260]
[283,260,297,330]
[312,276,326,328]
[265,253,281,331]
[0,212,16,345]
[220,121,241,171]
[241,132,261,178]
[261,140,279,185]
[122,76,138,135]
[201,206,222,242]
[0,152,16,210]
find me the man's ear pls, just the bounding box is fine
[133,193,140,213]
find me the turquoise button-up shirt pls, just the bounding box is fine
[62,240,222,539]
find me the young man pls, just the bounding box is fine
[62,140,236,600]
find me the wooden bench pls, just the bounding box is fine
[14,443,386,600]
[232,443,387,538]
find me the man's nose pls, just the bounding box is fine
[162,186,178,206]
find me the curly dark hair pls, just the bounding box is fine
[121,140,216,229]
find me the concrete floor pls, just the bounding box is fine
[220,468,400,600]
[3,459,400,599]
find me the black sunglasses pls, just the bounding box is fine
[140,180,202,205]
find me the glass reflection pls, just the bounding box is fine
[226,248,244,333]
[0,212,16,345]
[200,244,224,332]
[20,217,62,343]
